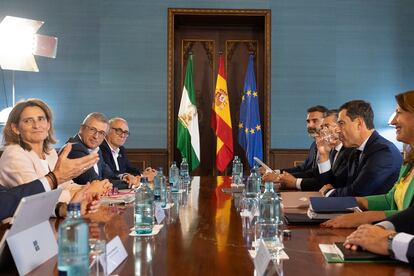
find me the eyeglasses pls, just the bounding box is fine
[111,127,130,137]
[82,124,107,138]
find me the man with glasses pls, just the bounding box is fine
[315,109,354,190]
[66,113,136,188]
[100,117,156,182]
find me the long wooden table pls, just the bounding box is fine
[25,176,414,275]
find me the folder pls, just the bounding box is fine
[309,197,358,213]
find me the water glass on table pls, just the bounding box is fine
[89,238,107,276]
[255,221,284,259]
[241,197,258,230]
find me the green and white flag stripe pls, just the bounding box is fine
[177,54,200,171]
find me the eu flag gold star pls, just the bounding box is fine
[256,124,261,131]
[246,90,251,96]
[245,127,249,133]
[250,128,255,134]
[253,91,258,97]
[239,122,243,129]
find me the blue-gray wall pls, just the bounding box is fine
[1,0,413,149]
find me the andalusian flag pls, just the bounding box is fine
[177,54,200,171]
[210,54,233,172]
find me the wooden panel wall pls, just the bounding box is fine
[125,148,308,174]
[0,148,307,175]
[268,149,308,171]
[125,149,169,171]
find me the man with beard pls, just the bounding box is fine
[262,105,327,190]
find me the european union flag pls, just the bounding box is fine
[238,54,263,168]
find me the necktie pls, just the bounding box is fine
[310,143,318,170]
[350,149,362,178]
[329,149,338,165]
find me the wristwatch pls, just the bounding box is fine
[387,233,397,259]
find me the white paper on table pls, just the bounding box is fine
[249,249,289,260]
[154,203,166,224]
[162,202,174,209]
[129,224,164,237]
[106,236,128,275]
[254,239,272,276]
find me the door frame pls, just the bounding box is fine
[167,8,271,168]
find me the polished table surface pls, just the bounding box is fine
[26,176,413,275]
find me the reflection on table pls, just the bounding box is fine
[25,176,413,275]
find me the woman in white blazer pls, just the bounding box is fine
[0,99,110,202]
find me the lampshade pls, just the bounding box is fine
[0,16,58,124]
[0,16,58,72]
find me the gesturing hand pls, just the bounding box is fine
[54,143,99,184]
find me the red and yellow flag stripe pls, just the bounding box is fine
[210,55,233,172]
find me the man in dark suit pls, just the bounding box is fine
[263,105,328,191]
[320,100,402,197]
[344,206,414,265]
[316,109,354,189]
[0,143,99,220]
[100,117,156,181]
[67,112,137,188]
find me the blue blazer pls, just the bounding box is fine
[99,140,141,176]
[329,131,402,197]
[282,141,322,191]
[318,146,354,189]
[283,141,318,174]
[66,135,128,189]
[0,180,45,220]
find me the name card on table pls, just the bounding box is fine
[253,239,271,276]
[106,236,128,275]
[155,203,166,224]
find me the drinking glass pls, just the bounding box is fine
[89,238,107,276]
[320,125,339,145]
[255,222,284,259]
[240,197,258,230]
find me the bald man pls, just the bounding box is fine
[100,117,156,182]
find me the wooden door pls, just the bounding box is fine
[168,9,271,176]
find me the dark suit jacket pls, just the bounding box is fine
[281,141,322,191]
[283,141,318,174]
[388,206,414,235]
[329,131,402,197]
[0,180,45,220]
[66,135,128,189]
[318,146,354,189]
[291,169,321,191]
[387,207,414,265]
[99,140,141,176]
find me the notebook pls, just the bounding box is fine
[284,213,327,225]
[309,197,358,213]
[334,242,391,261]
[319,242,394,263]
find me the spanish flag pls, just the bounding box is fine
[210,54,233,172]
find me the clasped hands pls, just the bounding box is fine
[262,170,297,189]
[121,167,157,188]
